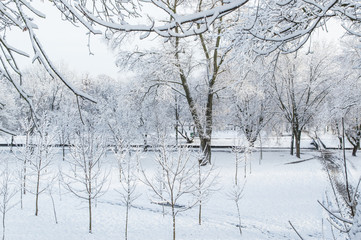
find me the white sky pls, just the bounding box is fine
[7,1,122,79]
[6,2,346,80]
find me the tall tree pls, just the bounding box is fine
[117,0,236,164]
[271,51,333,158]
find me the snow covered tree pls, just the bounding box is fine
[27,113,56,216]
[1,0,360,121]
[0,1,95,122]
[62,124,108,234]
[139,145,200,240]
[232,58,273,148]
[0,160,18,240]
[116,150,141,240]
[228,56,274,174]
[322,38,361,156]
[246,0,361,54]
[54,0,248,38]
[116,0,239,164]
[270,51,334,158]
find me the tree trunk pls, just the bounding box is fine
[235,150,239,185]
[9,136,13,153]
[35,170,40,216]
[342,117,354,216]
[294,130,301,158]
[175,96,179,146]
[143,134,148,152]
[50,192,58,224]
[200,138,211,165]
[172,206,176,240]
[235,200,242,236]
[338,137,343,150]
[290,131,294,156]
[23,160,26,195]
[198,201,202,225]
[88,197,92,233]
[2,210,5,240]
[20,182,23,209]
[125,203,129,240]
[198,163,202,225]
[62,144,65,161]
[244,151,247,179]
[259,133,263,165]
[352,145,358,157]
[24,133,29,195]
[248,141,254,174]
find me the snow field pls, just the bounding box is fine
[0,149,359,239]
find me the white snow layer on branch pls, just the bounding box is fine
[0,0,96,105]
[70,0,249,37]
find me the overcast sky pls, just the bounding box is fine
[7,1,122,79]
[6,2,346,81]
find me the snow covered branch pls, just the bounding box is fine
[0,0,96,115]
[55,0,249,38]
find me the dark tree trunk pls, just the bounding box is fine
[9,136,14,153]
[200,138,211,165]
[143,134,148,152]
[88,197,92,233]
[62,144,65,161]
[290,131,294,156]
[175,96,179,146]
[338,137,343,150]
[35,170,40,216]
[352,144,358,156]
[294,130,301,158]
[259,133,263,164]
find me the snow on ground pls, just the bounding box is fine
[0,131,352,149]
[0,148,360,240]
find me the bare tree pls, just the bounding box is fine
[13,118,35,209]
[139,145,200,240]
[346,126,361,157]
[0,0,360,123]
[116,149,141,240]
[61,126,108,233]
[116,1,237,164]
[194,150,218,225]
[227,182,246,236]
[27,114,55,216]
[0,161,18,240]
[271,52,333,158]
[231,58,274,173]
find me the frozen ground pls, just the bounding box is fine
[0,148,360,240]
